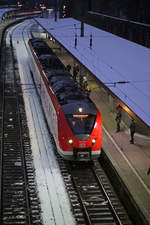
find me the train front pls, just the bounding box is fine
[58,100,102,161]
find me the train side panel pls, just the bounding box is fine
[28,42,59,143]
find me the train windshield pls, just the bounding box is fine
[66,114,96,135]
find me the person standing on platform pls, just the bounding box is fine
[73,63,79,81]
[66,64,71,72]
[79,74,83,87]
[115,104,122,132]
[129,119,136,144]
[115,110,122,132]
[81,76,88,90]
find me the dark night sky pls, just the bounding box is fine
[0,0,44,5]
[0,0,63,8]
[0,0,17,4]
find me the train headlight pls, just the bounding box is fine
[68,139,73,144]
[78,107,83,113]
[92,138,96,145]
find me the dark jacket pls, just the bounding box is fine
[115,111,122,123]
[130,120,136,133]
[66,64,71,72]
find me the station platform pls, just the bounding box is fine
[54,50,150,225]
[41,21,150,223]
[90,88,150,225]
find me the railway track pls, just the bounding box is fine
[0,24,42,225]
[57,151,133,225]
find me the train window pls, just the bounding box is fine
[66,114,96,135]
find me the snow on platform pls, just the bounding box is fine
[35,17,150,128]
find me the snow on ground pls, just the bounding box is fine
[35,17,150,127]
[8,20,75,225]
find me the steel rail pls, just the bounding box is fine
[10,27,32,225]
[0,26,7,225]
[91,164,123,225]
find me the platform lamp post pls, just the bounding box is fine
[54,0,58,21]
[90,33,92,49]
[80,21,84,37]
[74,24,77,48]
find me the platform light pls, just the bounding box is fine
[17,1,22,7]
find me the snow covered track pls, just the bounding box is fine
[0,23,42,225]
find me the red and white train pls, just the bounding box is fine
[28,38,102,161]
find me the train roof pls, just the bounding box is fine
[39,54,57,60]
[45,69,69,78]
[29,38,97,114]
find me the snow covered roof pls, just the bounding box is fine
[35,17,150,128]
